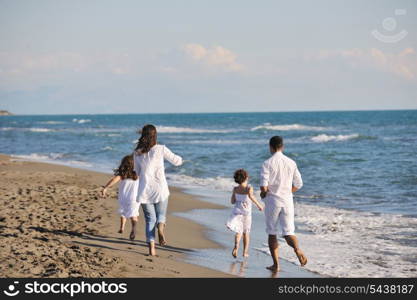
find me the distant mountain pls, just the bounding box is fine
[0,110,13,116]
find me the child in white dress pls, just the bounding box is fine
[227,169,263,258]
[100,154,139,240]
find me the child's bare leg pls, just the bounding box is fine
[243,232,250,257]
[148,241,156,256]
[266,235,280,272]
[232,233,242,258]
[129,217,138,240]
[119,216,126,233]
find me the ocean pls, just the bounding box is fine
[1,110,416,277]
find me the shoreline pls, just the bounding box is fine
[1,153,319,278]
[0,154,230,277]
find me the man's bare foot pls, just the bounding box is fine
[295,249,308,266]
[148,242,156,256]
[157,223,167,246]
[243,252,249,258]
[266,264,280,272]
[118,229,124,234]
[232,247,238,258]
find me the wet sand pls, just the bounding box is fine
[0,154,230,277]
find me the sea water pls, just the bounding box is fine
[1,110,416,277]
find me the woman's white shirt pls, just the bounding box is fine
[133,144,183,204]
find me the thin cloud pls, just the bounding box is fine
[183,43,245,72]
[305,48,417,80]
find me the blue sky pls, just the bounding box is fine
[0,0,416,114]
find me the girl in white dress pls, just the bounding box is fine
[100,154,139,240]
[227,169,263,258]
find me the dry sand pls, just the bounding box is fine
[0,154,231,277]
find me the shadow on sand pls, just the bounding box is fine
[28,226,194,256]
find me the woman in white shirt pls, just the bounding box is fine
[133,124,183,256]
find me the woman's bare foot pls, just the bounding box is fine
[295,249,308,266]
[243,252,249,258]
[118,228,124,234]
[158,223,167,246]
[148,241,156,256]
[266,264,280,272]
[232,247,238,258]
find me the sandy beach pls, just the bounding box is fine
[0,154,230,277]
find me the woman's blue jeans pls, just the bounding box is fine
[141,200,169,243]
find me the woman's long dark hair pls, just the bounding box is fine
[135,124,157,154]
[114,154,138,180]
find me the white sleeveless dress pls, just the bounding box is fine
[226,191,252,234]
[118,178,140,218]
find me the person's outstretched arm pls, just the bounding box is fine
[100,176,121,198]
[249,186,264,211]
[163,145,183,166]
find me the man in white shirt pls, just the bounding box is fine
[260,136,308,272]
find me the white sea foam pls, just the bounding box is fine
[11,153,62,161]
[58,128,130,136]
[5,124,224,135]
[253,202,417,277]
[157,126,233,134]
[169,139,265,145]
[0,127,55,132]
[251,123,328,131]
[311,134,359,143]
[29,128,54,132]
[167,174,236,194]
[38,121,66,124]
[86,128,129,134]
[1,127,55,132]
[72,118,91,124]
[11,153,92,168]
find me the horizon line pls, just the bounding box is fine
[2,108,417,116]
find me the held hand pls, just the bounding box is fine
[99,188,107,198]
[258,205,264,211]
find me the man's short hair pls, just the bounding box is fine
[269,136,284,150]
